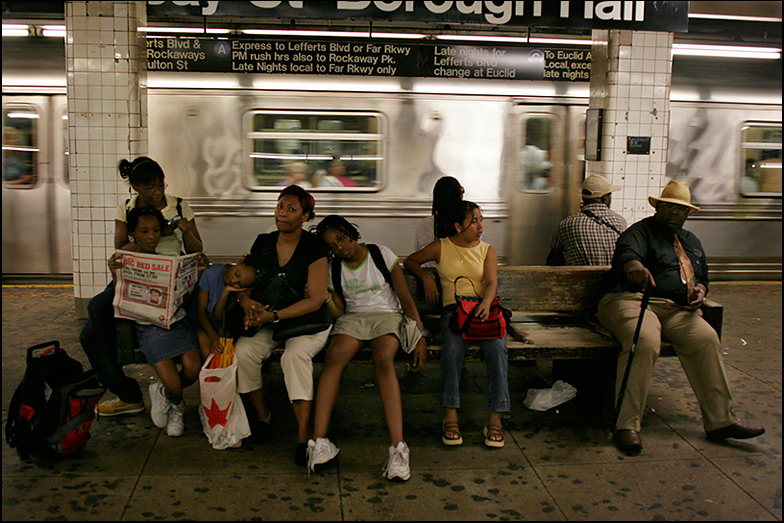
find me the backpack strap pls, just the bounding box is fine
[331,244,394,306]
[176,197,183,218]
[367,244,394,287]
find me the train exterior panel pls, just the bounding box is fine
[2,38,781,280]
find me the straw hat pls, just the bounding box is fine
[581,174,621,198]
[648,180,700,214]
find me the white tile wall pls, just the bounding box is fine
[588,29,673,225]
[65,1,147,300]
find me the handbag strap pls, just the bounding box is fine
[453,276,481,301]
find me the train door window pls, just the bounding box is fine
[61,110,70,186]
[739,123,782,197]
[245,110,384,190]
[520,115,554,191]
[2,105,38,187]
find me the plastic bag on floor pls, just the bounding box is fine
[523,380,577,411]
[198,353,250,449]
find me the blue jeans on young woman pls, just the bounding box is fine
[440,305,510,412]
[79,282,143,404]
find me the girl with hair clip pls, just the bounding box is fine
[233,185,332,465]
[307,215,427,480]
[115,156,203,256]
[106,206,201,438]
[405,200,510,449]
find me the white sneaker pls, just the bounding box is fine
[306,437,340,474]
[149,382,170,429]
[382,441,411,481]
[166,400,185,437]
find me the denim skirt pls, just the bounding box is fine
[135,316,198,365]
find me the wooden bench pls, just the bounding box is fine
[118,265,723,370]
[408,266,723,361]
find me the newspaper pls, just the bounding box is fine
[112,251,200,329]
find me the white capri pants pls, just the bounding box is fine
[235,325,331,402]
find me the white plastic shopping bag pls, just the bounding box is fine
[523,380,577,412]
[198,354,251,449]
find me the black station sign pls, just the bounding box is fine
[146,37,593,81]
[146,1,689,33]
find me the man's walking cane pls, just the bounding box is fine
[614,288,652,430]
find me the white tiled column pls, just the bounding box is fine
[588,29,673,225]
[65,1,147,316]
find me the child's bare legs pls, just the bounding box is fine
[370,334,403,446]
[312,334,363,439]
[152,350,201,404]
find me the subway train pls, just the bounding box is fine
[2,36,781,280]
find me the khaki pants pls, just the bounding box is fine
[235,325,331,402]
[597,292,737,432]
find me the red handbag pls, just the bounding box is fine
[449,277,510,340]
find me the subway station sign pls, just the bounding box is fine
[147,37,592,81]
[147,1,689,33]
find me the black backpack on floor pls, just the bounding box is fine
[5,341,106,460]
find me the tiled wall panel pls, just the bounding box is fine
[588,30,673,225]
[64,1,147,301]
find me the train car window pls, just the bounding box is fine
[520,116,554,191]
[2,106,38,188]
[61,111,70,186]
[246,110,383,190]
[740,123,782,197]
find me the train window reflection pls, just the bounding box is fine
[3,106,38,188]
[520,116,554,191]
[740,123,782,197]
[246,110,383,190]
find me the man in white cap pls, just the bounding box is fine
[598,180,764,454]
[548,174,627,265]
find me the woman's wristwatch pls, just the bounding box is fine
[272,310,280,323]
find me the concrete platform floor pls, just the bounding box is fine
[2,282,781,521]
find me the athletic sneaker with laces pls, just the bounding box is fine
[96,398,145,417]
[149,382,171,429]
[382,441,411,481]
[306,437,340,474]
[166,400,185,437]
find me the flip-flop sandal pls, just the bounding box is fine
[442,421,463,446]
[483,424,505,448]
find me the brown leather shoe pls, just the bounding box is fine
[706,423,765,441]
[614,429,642,454]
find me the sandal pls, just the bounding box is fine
[483,424,505,448]
[442,421,463,446]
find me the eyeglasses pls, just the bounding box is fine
[658,202,690,215]
[141,182,167,192]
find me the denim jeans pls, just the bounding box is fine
[440,305,510,412]
[79,282,143,404]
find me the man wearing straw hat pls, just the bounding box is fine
[598,180,765,454]
[548,174,627,265]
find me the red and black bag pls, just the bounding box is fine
[5,341,105,460]
[449,277,511,340]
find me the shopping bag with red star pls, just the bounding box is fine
[197,342,250,450]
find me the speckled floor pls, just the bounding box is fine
[2,283,780,521]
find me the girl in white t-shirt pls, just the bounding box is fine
[307,215,427,481]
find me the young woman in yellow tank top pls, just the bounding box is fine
[405,201,510,448]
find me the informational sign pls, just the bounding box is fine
[147,1,690,33]
[627,136,651,154]
[112,252,200,329]
[146,37,593,81]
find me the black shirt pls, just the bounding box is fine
[607,216,709,305]
[249,230,327,304]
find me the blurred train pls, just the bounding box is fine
[2,36,781,280]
